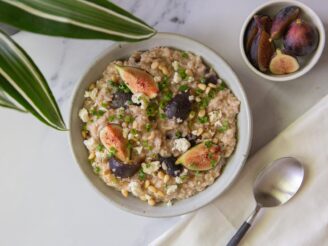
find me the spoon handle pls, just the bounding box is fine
[226,205,261,246]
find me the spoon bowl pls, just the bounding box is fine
[227,157,304,246]
[254,157,304,207]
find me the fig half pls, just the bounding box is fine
[176,142,221,171]
[244,15,272,55]
[269,49,299,75]
[115,65,159,98]
[100,124,130,163]
[250,24,275,72]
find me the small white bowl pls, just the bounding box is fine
[240,0,325,82]
[69,33,252,217]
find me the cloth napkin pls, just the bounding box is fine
[151,95,328,246]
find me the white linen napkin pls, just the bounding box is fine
[151,95,328,246]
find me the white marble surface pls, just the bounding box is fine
[0,0,327,245]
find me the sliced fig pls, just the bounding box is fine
[250,23,275,72]
[159,156,183,177]
[176,142,221,171]
[99,124,130,163]
[271,6,300,40]
[244,15,272,55]
[115,65,159,98]
[269,49,299,75]
[111,91,132,109]
[109,157,140,178]
[284,18,319,56]
[165,92,191,121]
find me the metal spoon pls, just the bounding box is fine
[227,157,304,246]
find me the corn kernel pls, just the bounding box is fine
[164,175,170,183]
[121,189,129,198]
[198,83,206,91]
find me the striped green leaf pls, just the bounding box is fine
[0,0,156,41]
[0,30,66,130]
[0,83,26,112]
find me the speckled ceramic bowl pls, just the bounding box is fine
[69,33,252,217]
[240,0,325,81]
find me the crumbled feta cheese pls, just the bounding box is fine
[122,128,129,138]
[134,146,143,155]
[142,161,161,175]
[79,108,89,123]
[172,72,182,83]
[83,138,97,151]
[172,61,179,71]
[84,88,98,100]
[188,95,195,101]
[167,200,173,206]
[208,110,223,127]
[128,181,143,196]
[154,76,162,82]
[188,76,194,82]
[166,185,178,195]
[176,118,183,123]
[175,176,183,184]
[95,151,107,161]
[131,93,149,109]
[172,138,191,152]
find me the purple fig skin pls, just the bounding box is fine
[271,6,300,40]
[283,19,319,56]
[244,15,272,56]
[250,29,275,72]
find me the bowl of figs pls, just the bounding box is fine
[240,1,325,81]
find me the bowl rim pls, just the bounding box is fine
[239,0,326,82]
[68,32,253,217]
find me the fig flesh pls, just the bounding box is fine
[176,142,221,171]
[109,157,140,178]
[115,65,159,98]
[250,26,275,72]
[283,19,319,56]
[100,124,130,163]
[244,15,272,55]
[269,49,299,75]
[270,6,300,40]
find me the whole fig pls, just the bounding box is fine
[283,19,319,56]
[270,6,300,40]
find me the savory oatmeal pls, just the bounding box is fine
[79,47,240,206]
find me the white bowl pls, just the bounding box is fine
[240,0,325,82]
[69,33,252,217]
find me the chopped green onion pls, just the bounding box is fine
[210,159,217,168]
[159,113,167,119]
[108,115,116,122]
[181,51,189,58]
[198,116,209,124]
[158,76,169,91]
[178,68,187,80]
[145,123,152,132]
[218,120,229,133]
[218,81,227,91]
[204,140,213,148]
[175,131,182,138]
[130,128,138,135]
[178,84,189,92]
[101,102,109,108]
[118,83,131,93]
[138,169,146,181]
[96,144,105,151]
[124,115,134,124]
[146,102,158,117]
[107,147,117,158]
[94,166,101,174]
[195,88,203,95]
[200,77,206,83]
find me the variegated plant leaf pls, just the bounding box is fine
[0,30,66,130]
[0,0,156,41]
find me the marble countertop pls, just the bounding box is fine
[0,0,327,245]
